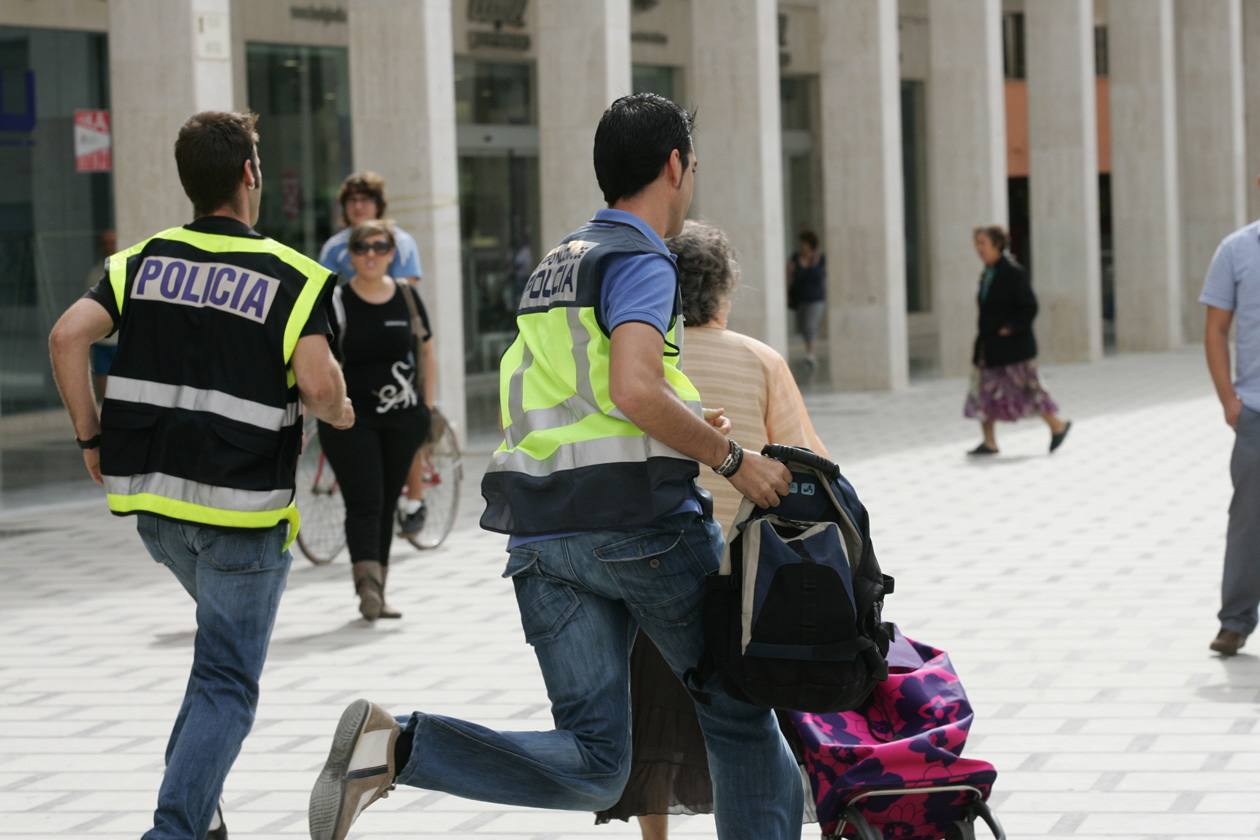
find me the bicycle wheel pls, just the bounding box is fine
[405,407,463,550]
[295,418,346,565]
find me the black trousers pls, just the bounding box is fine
[318,410,428,565]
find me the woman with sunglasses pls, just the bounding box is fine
[319,220,435,621]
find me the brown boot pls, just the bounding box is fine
[378,565,402,619]
[352,561,384,621]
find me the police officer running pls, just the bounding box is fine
[48,111,353,840]
[307,94,802,840]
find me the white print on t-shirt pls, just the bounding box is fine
[373,360,418,414]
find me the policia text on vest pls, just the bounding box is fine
[95,218,333,545]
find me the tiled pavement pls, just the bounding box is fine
[2,347,1259,839]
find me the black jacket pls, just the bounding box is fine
[973,255,1038,368]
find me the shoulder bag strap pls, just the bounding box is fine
[395,278,425,396]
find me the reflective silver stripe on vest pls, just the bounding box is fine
[502,395,703,451]
[107,376,299,431]
[104,473,293,510]
[487,434,694,477]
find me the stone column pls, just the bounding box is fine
[927,0,1008,377]
[349,0,466,435]
[536,0,631,248]
[689,0,787,352]
[819,0,908,389]
[1245,0,1260,221]
[1176,0,1246,341]
[1025,0,1102,363]
[109,0,234,247]
[1109,0,1183,351]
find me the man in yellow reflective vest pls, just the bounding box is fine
[49,111,353,840]
[309,94,803,840]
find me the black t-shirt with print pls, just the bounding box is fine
[331,282,432,424]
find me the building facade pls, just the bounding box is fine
[0,0,1252,438]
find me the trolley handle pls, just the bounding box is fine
[761,444,840,480]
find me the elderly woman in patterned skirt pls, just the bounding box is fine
[964,224,1071,456]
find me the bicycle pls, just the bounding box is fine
[294,407,463,565]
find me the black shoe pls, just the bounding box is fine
[207,801,227,840]
[1050,420,1072,453]
[967,443,999,456]
[397,501,427,535]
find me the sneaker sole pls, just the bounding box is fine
[309,699,373,840]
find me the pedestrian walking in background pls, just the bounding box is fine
[963,224,1071,456]
[307,93,802,840]
[48,110,352,840]
[786,229,826,368]
[1201,213,1260,656]
[318,171,430,534]
[319,220,435,622]
[596,219,828,839]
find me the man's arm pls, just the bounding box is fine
[609,322,789,508]
[48,299,114,483]
[292,335,355,429]
[1205,305,1241,428]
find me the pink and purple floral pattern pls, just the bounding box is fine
[963,360,1059,424]
[788,629,997,839]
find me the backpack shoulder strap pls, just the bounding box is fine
[395,278,425,393]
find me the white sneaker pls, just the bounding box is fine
[309,700,400,840]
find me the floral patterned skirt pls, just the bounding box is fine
[963,360,1059,423]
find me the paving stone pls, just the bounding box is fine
[3,349,1260,838]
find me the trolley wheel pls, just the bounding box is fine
[295,418,346,565]
[404,407,463,551]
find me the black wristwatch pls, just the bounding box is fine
[76,434,102,450]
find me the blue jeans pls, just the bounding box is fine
[136,515,291,840]
[396,513,803,839]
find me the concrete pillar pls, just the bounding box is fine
[689,0,787,352]
[1245,0,1260,221]
[349,0,466,435]
[1176,0,1246,341]
[536,0,631,248]
[927,0,1008,377]
[1109,0,1183,351]
[819,0,908,389]
[108,0,234,247]
[1025,0,1102,363]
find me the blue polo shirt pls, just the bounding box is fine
[318,225,423,281]
[506,209,700,548]
[1201,222,1260,411]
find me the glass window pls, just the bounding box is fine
[901,80,928,313]
[459,152,540,436]
[246,43,352,258]
[454,58,534,125]
[633,64,679,101]
[780,76,812,131]
[0,26,113,416]
[1003,13,1026,80]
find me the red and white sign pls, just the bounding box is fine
[74,109,111,173]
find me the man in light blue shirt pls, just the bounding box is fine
[1201,219,1260,655]
[318,171,423,282]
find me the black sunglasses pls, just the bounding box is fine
[350,240,392,255]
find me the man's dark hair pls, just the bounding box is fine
[174,111,259,218]
[799,230,819,250]
[337,171,388,225]
[593,93,694,205]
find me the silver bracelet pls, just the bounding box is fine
[713,439,744,478]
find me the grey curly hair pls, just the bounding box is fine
[668,220,739,327]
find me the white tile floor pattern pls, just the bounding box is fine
[2,347,1259,839]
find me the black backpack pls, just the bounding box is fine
[689,445,894,713]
